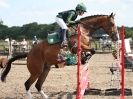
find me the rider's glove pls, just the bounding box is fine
[67,20,80,27]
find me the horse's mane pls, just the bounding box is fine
[80,14,108,21]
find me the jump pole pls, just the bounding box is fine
[120,26,125,99]
[76,25,125,99]
[76,25,89,99]
[76,25,81,99]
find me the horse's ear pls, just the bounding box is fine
[110,12,115,18]
[110,12,113,17]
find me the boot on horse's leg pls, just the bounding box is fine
[60,29,68,47]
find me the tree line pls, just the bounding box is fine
[0,22,59,40]
[0,21,133,40]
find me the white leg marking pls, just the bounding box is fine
[26,90,32,99]
[39,90,48,99]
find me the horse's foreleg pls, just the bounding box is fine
[35,64,50,99]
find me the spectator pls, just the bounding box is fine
[21,38,27,52]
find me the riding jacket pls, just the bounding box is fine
[56,10,78,25]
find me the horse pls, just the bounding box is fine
[1,13,118,99]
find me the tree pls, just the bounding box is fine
[0,19,3,25]
[0,22,132,40]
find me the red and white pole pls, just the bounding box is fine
[76,25,81,99]
[120,26,125,99]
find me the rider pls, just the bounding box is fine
[56,3,87,47]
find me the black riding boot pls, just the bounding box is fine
[60,29,68,47]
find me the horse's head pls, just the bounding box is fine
[101,13,118,41]
[79,13,118,42]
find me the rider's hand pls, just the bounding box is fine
[67,20,80,27]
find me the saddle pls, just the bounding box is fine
[47,28,76,45]
[47,32,60,44]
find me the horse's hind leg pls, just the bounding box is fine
[25,74,40,99]
[35,64,50,99]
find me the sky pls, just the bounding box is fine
[0,0,133,27]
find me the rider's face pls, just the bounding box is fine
[78,11,84,16]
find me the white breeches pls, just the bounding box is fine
[56,17,68,29]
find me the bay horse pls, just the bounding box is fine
[1,13,118,99]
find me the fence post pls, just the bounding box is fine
[76,25,81,99]
[120,26,125,99]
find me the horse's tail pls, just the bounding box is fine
[1,53,28,82]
